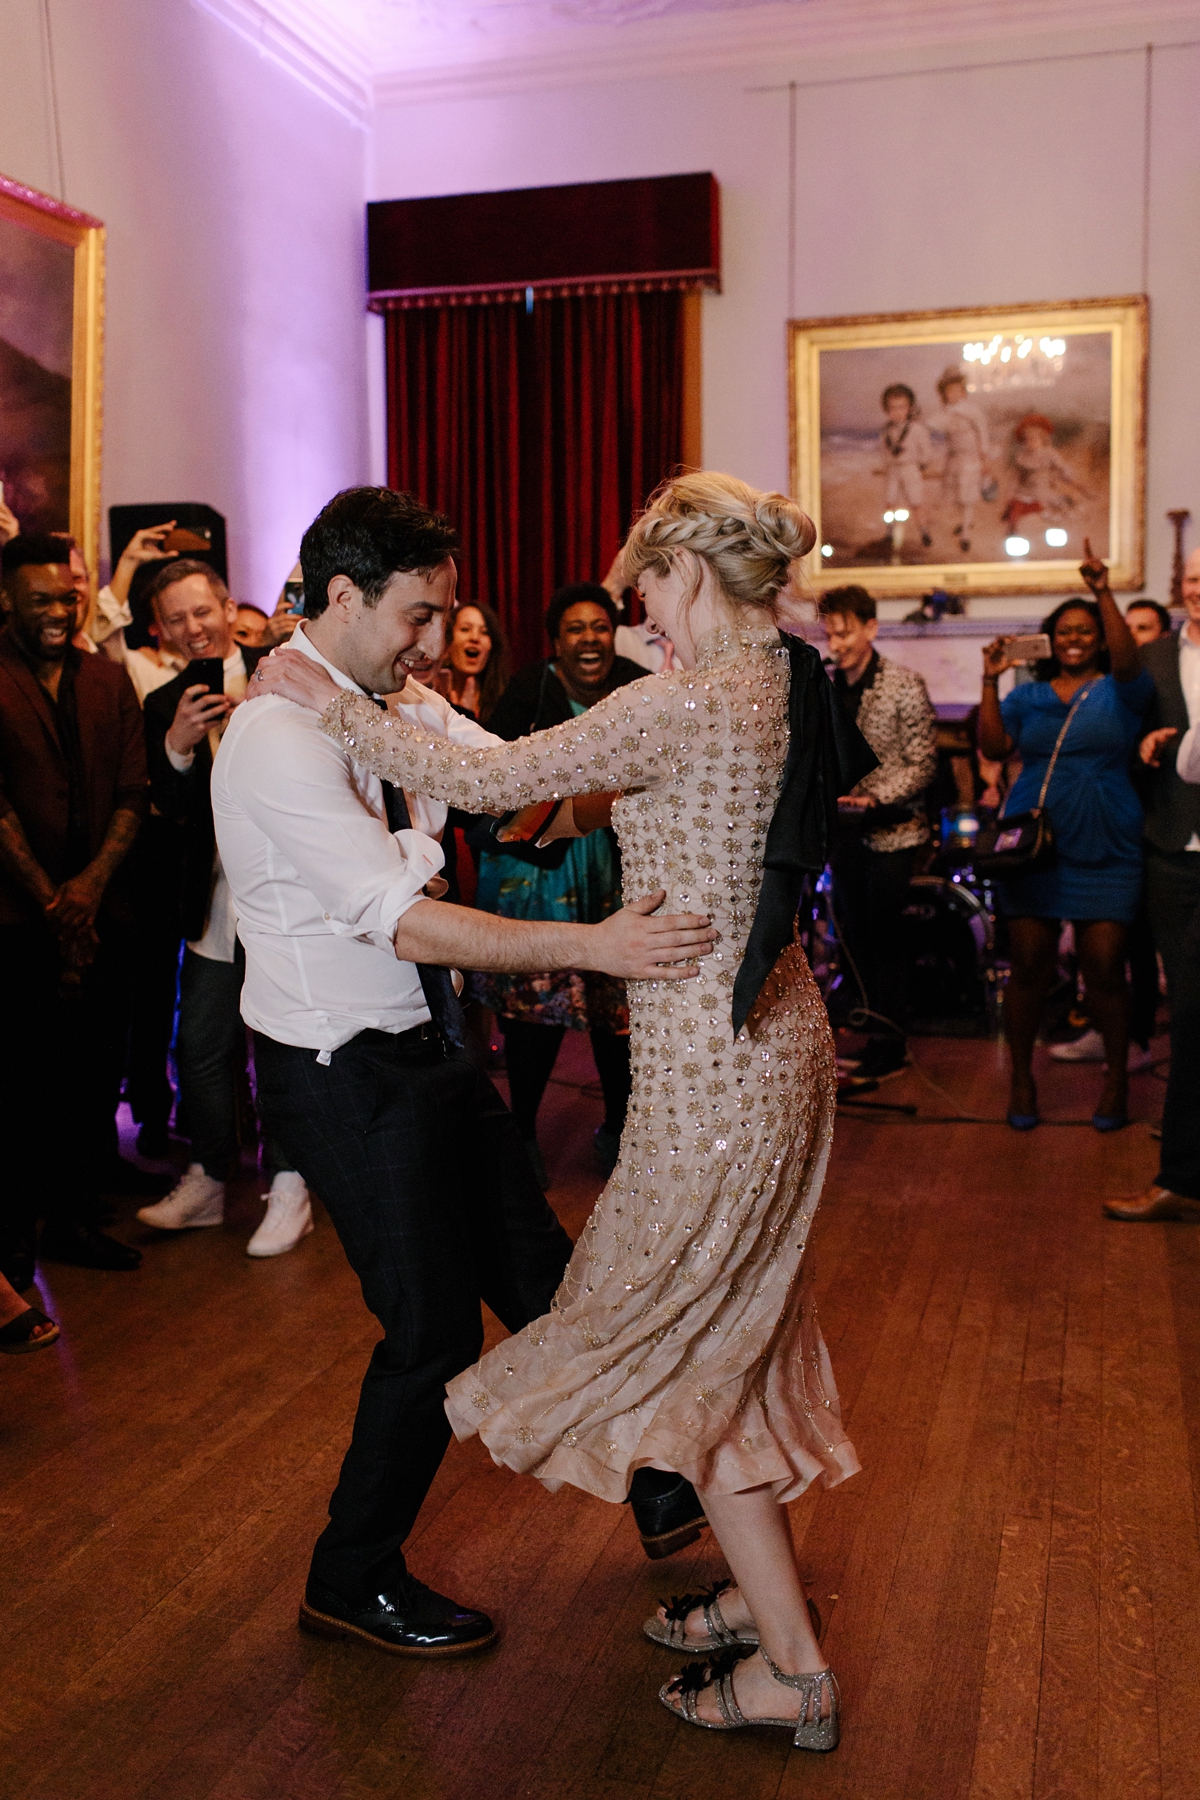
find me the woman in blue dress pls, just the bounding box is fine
[979,544,1153,1132]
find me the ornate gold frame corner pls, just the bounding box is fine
[0,172,105,580]
[788,295,1147,599]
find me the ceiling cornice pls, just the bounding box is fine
[371,0,1200,105]
[190,0,371,124]
[194,0,1200,117]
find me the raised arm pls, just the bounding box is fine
[1078,539,1139,682]
[317,676,676,813]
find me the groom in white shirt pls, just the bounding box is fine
[213,487,713,1658]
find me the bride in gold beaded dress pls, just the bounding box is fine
[254,473,875,1750]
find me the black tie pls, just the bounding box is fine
[369,700,467,1051]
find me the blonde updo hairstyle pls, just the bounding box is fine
[622,471,816,620]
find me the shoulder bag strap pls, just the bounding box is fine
[1033,679,1098,811]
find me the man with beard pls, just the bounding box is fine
[0,534,147,1284]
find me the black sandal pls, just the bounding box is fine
[0,1306,60,1355]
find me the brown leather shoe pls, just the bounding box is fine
[1104,1185,1200,1222]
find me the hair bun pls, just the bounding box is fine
[753,493,817,562]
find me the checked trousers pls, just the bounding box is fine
[253,1025,573,1601]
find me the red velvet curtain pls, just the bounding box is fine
[385,290,684,672]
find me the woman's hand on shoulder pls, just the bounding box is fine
[248,648,341,712]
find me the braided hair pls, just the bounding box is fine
[621,471,816,615]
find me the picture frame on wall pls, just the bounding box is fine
[0,172,105,575]
[789,296,1146,599]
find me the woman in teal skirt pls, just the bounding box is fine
[979,544,1153,1132]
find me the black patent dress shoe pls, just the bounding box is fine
[39,1221,142,1271]
[627,1469,707,1560]
[299,1574,497,1657]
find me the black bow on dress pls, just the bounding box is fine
[731,633,878,1038]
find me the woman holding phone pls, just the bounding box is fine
[979,542,1154,1131]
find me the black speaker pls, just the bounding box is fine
[108,503,227,583]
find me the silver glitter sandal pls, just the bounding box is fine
[659,1644,841,1752]
[643,1578,760,1653]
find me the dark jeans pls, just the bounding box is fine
[124,818,182,1136]
[1156,874,1200,1199]
[0,919,133,1251]
[1127,887,1160,1050]
[178,949,291,1180]
[252,1026,573,1601]
[830,838,921,1044]
[1145,846,1200,1001]
[501,1016,632,1139]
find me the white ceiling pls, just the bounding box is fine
[193,0,1200,118]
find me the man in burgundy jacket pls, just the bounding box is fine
[0,535,149,1284]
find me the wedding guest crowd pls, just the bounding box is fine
[0,491,1195,1314]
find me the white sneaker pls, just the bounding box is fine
[1049,1028,1105,1063]
[137,1162,226,1229]
[246,1171,313,1258]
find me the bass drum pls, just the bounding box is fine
[900,874,996,1036]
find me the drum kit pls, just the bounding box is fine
[803,805,1006,1038]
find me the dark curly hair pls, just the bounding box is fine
[1035,596,1110,681]
[300,487,459,619]
[545,581,618,644]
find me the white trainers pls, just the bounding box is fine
[137,1162,226,1229]
[246,1171,313,1258]
[1049,1028,1105,1062]
[1050,1029,1156,1072]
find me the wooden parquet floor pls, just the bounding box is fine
[2,1033,1198,1800]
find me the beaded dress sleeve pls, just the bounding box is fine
[318,674,681,811]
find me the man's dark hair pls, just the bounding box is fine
[1,533,73,582]
[145,557,229,614]
[818,584,876,623]
[545,581,618,643]
[299,487,460,620]
[1126,598,1172,636]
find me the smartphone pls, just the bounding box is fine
[1007,633,1051,663]
[284,579,305,616]
[189,657,225,696]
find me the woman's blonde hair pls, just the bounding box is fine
[622,471,816,614]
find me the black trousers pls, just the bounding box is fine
[253,1026,573,1601]
[0,919,133,1252]
[830,837,921,1044]
[1149,858,1200,1200]
[124,818,182,1137]
[501,1016,632,1139]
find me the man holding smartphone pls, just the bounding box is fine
[139,560,313,1256]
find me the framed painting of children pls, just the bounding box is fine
[0,171,105,573]
[789,297,1146,599]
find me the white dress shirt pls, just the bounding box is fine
[212,623,499,1056]
[1176,627,1200,819]
[167,647,250,962]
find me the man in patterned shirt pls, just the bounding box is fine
[819,584,937,1083]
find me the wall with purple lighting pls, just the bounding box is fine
[1,0,369,608]
[370,24,1200,606]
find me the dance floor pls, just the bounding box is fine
[3,1032,1198,1800]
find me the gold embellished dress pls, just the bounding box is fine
[320,626,860,1504]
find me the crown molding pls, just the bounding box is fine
[369,0,1200,106]
[190,0,371,125]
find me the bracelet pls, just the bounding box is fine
[982,675,1000,687]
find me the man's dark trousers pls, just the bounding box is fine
[830,834,920,1042]
[1156,880,1200,1200]
[253,1025,573,1602]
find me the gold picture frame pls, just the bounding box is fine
[789,296,1146,598]
[0,171,105,577]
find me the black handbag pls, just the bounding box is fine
[972,680,1098,878]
